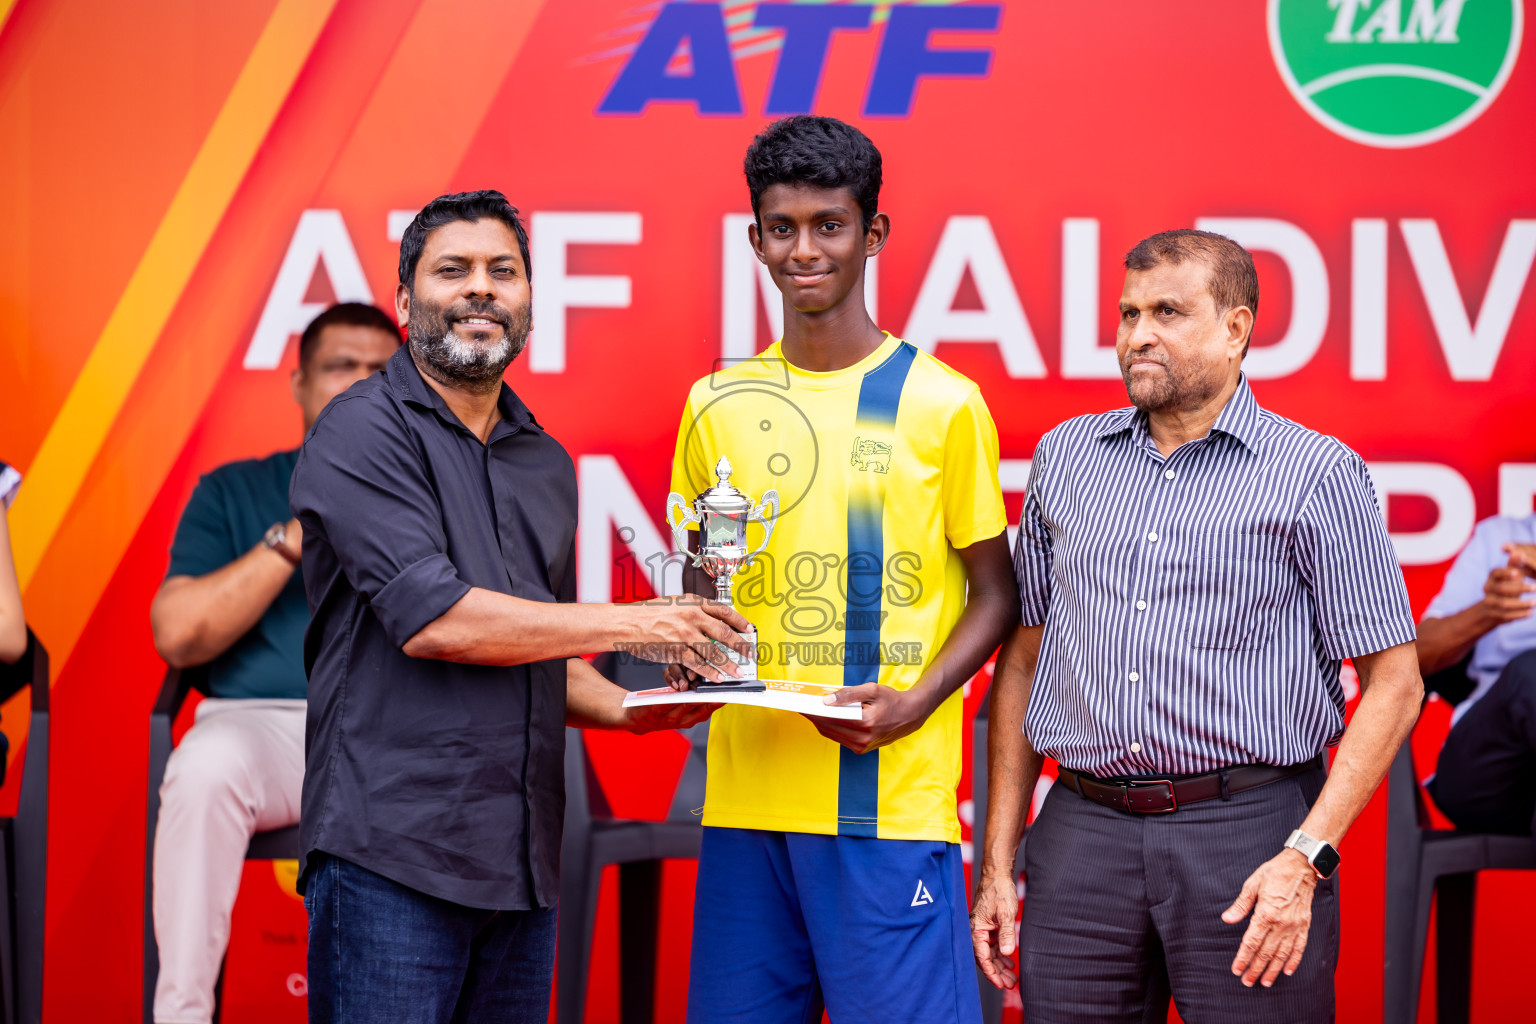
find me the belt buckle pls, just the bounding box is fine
[1123,780,1178,814]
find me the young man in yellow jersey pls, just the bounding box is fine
[670,116,1020,1023]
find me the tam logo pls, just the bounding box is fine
[1269,0,1521,146]
[598,2,1001,118]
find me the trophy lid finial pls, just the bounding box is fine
[715,456,732,481]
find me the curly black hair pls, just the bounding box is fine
[744,116,882,232]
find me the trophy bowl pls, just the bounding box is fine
[665,456,777,692]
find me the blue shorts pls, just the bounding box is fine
[688,827,982,1024]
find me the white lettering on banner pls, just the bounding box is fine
[999,458,1033,550]
[1403,0,1468,42]
[529,212,642,374]
[721,213,783,360]
[1000,457,1518,565]
[1032,773,1055,821]
[1367,461,1476,565]
[865,250,879,328]
[1328,0,1374,41]
[1332,0,1468,43]
[578,453,1513,603]
[719,213,877,359]
[903,216,1046,378]
[387,209,419,242]
[245,210,374,369]
[576,455,676,603]
[1351,219,1389,380]
[1354,0,1408,43]
[1195,218,1329,380]
[1499,464,1536,518]
[1401,219,1536,381]
[1060,219,1119,379]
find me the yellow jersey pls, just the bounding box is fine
[670,333,1007,842]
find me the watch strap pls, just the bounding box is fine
[263,522,301,566]
[1285,828,1338,879]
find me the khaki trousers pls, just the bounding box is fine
[151,698,305,1024]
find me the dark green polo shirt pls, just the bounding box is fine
[166,449,307,700]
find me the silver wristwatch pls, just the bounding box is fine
[1284,829,1340,880]
[263,521,300,566]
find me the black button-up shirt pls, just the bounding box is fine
[290,345,576,910]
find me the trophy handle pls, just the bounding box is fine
[745,489,779,567]
[665,492,704,566]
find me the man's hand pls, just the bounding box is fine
[1502,543,1536,582]
[1479,551,1536,625]
[971,866,1021,990]
[614,700,721,734]
[807,683,935,754]
[567,656,721,732]
[622,595,754,683]
[1222,848,1318,988]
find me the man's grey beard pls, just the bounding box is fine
[1121,352,1224,415]
[409,305,531,395]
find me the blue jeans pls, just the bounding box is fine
[305,854,556,1024]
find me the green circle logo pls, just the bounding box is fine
[1269,0,1522,147]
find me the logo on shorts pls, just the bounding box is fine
[911,880,934,907]
[1268,0,1522,147]
[850,437,893,474]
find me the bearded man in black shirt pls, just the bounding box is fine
[291,190,749,1023]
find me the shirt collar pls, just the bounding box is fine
[387,344,540,437]
[1094,373,1263,454]
[1209,374,1263,453]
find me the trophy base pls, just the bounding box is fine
[693,678,766,694]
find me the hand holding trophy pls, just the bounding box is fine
[665,456,778,692]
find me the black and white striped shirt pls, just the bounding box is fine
[1014,376,1415,776]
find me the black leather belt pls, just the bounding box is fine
[1056,755,1324,815]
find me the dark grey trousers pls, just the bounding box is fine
[1429,648,1536,835]
[1018,765,1338,1024]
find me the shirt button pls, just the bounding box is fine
[1146,531,1159,543]
[1164,469,1176,481]
[1135,600,1147,611]
[1128,671,1140,682]
[1131,742,1143,753]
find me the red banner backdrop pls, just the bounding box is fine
[1,1,1533,1020]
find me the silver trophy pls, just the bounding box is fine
[666,456,779,692]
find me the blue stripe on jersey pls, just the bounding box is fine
[839,342,917,837]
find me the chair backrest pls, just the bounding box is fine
[1387,736,1432,840]
[1391,653,1476,837]
[566,654,710,827]
[1388,651,1479,839]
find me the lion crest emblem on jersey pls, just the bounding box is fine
[849,436,892,474]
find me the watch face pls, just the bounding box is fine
[1312,843,1340,880]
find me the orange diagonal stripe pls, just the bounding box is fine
[8,0,339,590]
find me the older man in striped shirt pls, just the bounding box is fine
[971,230,1423,1024]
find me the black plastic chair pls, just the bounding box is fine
[142,664,301,1024]
[1382,661,1536,1024]
[970,690,1029,1024]
[558,653,708,1024]
[0,630,48,1024]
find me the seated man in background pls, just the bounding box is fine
[1418,511,1536,835]
[147,302,400,1024]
